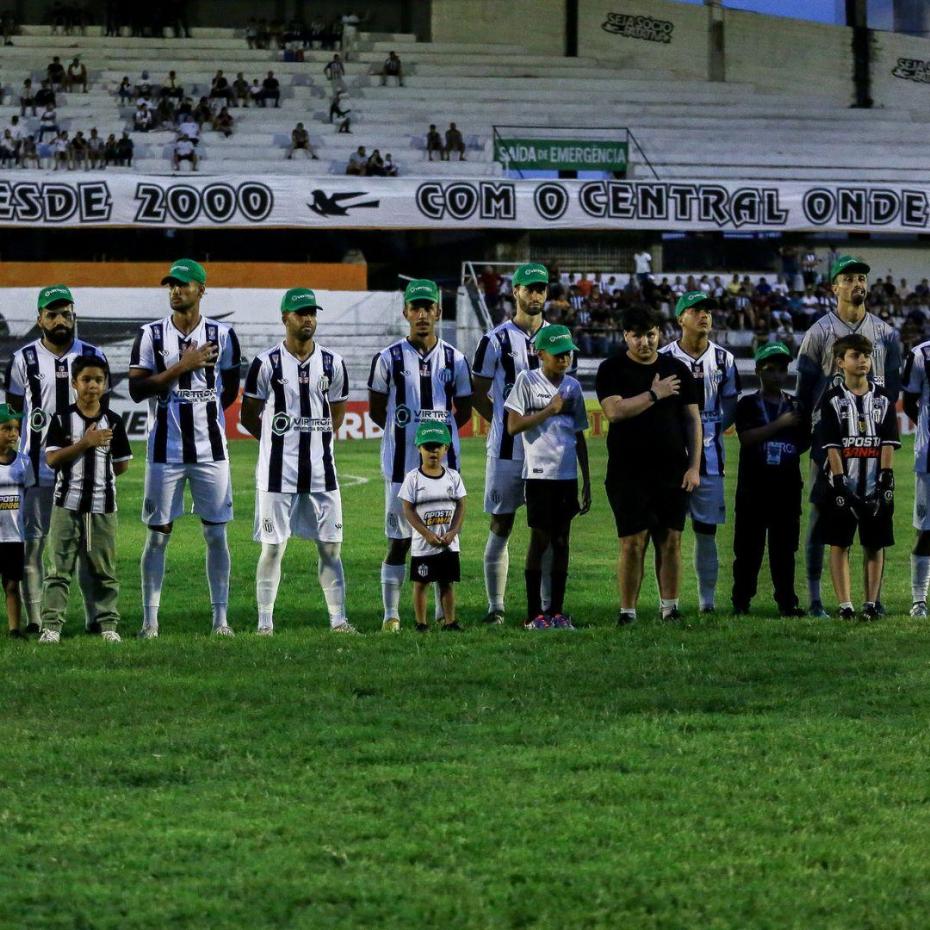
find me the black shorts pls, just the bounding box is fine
[410,549,460,584]
[816,500,894,550]
[525,479,579,532]
[606,474,689,537]
[0,542,25,583]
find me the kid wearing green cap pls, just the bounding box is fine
[0,404,34,637]
[731,343,809,616]
[505,324,590,630]
[398,421,467,631]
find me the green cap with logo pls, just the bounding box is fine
[37,285,74,310]
[161,258,207,286]
[512,262,549,287]
[534,323,578,355]
[404,279,440,304]
[0,403,24,424]
[415,420,452,447]
[674,290,717,317]
[830,254,870,282]
[754,341,792,365]
[280,287,322,314]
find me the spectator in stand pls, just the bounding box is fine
[37,104,58,142]
[117,76,133,103]
[633,247,652,286]
[70,130,88,169]
[383,153,398,177]
[755,276,773,298]
[52,131,72,170]
[66,57,87,93]
[329,91,350,127]
[249,79,264,106]
[341,10,360,59]
[802,246,819,286]
[426,124,443,161]
[232,72,250,107]
[324,54,346,94]
[47,56,65,90]
[0,130,16,167]
[87,128,104,169]
[154,94,175,129]
[5,116,23,160]
[20,78,36,117]
[20,134,38,168]
[135,71,152,98]
[444,122,466,160]
[345,145,367,175]
[173,134,197,171]
[380,51,404,87]
[133,101,154,132]
[286,122,318,159]
[245,18,259,48]
[161,71,184,101]
[177,113,200,143]
[366,148,386,176]
[35,79,56,109]
[104,133,119,166]
[192,96,212,126]
[731,287,754,330]
[210,70,233,105]
[212,107,234,138]
[261,71,280,108]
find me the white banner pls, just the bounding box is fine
[4,173,930,232]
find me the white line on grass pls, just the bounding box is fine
[340,474,371,488]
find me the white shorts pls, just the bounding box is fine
[915,474,930,531]
[689,474,726,525]
[254,490,343,544]
[483,457,525,515]
[384,480,412,540]
[142,461,233,526]
[23,484,54,539]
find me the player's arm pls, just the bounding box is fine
[128,343,219,402]
[472,374,493,422]
[330,400,346,433]
[795,329,823,416]
[901,347,922,424]
[367,352,390,429]
[681,403,702,492]
[576,431,591,515]
[368,390,387,429]
[220,367,240,410]
[218,329,242,410]
[453,394,472,429]
[4,356,24,412]
[883,331,903,402]
[452,356,473,428]
[240,395,264,440]
[114,459,130,476]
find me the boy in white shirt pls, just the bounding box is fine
[0,404,34,638]
[505,325,591,630]
[399,422,467,632]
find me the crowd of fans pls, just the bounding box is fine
[245,12,362,55]
[344,145,397,176]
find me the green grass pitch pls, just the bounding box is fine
[3,435,930,930]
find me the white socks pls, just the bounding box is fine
[694,532,718,610]
[483,531,509,612]
[140,529,169,628]
[660,597,679,619]
[22,537,46,625]
[317,542,347,627]
[202,523,231,629]
[256,541,286,630]
[381,561,404,620]
[912,554,930,603]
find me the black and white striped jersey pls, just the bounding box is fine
[903,339,930,475]
[243,341,349,494]
[130,315,240,465]
[45,405,132,513]
[4,339,109,487]
[368,338,472,483]
[819,383,900,499]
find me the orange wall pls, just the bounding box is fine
[0,262,367,289]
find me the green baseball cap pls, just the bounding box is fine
[534,324,578,355]
[674,290,718,317]
[280,287,322,314]
[512,263,549,286]
[161,258,207,286]
[404,279,440,304]
[754,341,792,365]
[415,421,452,447]
[37,284,74,310]
[0,403,24,424]
[830,254,870,282]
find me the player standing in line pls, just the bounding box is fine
[368,279,472,632]
[472,262,558,625]
[901,333,930,617]
[797,255,901,617]
[240,288,356,636]
[658,291,739,613]
[4,285,108,634]
[128,259,241,638]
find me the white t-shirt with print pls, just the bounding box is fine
[397,466,466,557]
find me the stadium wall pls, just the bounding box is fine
[871,29,930,108]
[430,0,566,56]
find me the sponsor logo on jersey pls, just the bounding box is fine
[394,404,412,428]
[417,409,449,424]
[29,408,49,432]
[423,509,452,527]
[271,412,292,436]
[0,495,20,511]
[173,388,218,402]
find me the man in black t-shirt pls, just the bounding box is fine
[596,305,702,625]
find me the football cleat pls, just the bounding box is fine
[137,625,159,639]
[382,617,401,633]
[25,622,41,637]
[860,603,880,622]
[731,603,751,616]
[808,601,830,619]
[256,626,274,636]
[38,629,60,644]
[699,606,716,615]
[331,622,360,634]
[616,611,635,627]
[100,630,121,643]
[779,606,806,618]
[874,601,887,617]
[549,613,576,630]
[414,623,430,633]
[838,606,856,621]
[661,608,683,622]
[212,625,235,637]
[8,628,24,639]
[481,611,505,625]
[910,601,928,619]
[440,621,464,632]
[523,614,551,630]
